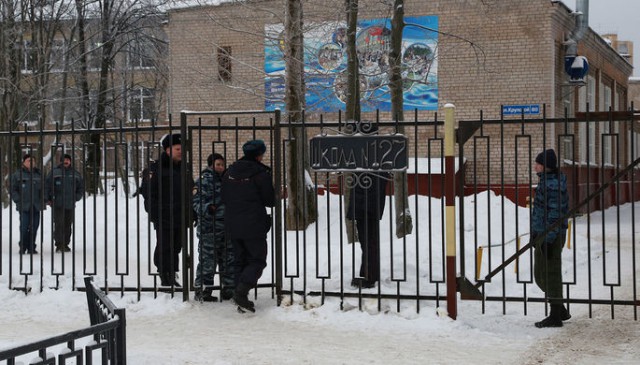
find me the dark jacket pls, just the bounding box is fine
[10,167,44,212]
[147,152,194,227]
[222,157,275,239]
[46,164,84,209]
[347,172,388,221]
[531,170,569,244]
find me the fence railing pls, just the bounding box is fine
[0,276,126,364]
[0,107,638,320]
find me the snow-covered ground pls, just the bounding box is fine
[1,189,638,364]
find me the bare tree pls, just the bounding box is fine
[284,0,317,229]
[0,0,74,205]
[72,0,169,194]
[389,0,412,238]
[343,0,360,243]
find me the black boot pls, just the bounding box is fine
[233,282,255,313]
[535,305,563,328]
[194,288,218,302]
[558,305,571,321]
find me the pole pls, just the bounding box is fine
[444,103,457,319]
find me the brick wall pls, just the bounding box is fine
[167,0,632,184]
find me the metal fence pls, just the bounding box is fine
[0,107,638,319]
[0,276,126,364]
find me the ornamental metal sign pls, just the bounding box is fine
[310,128,408,172]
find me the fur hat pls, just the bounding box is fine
[207,153,224,167]
[242,139,267,158]
[536,149,557,170]
[162,133,181,150]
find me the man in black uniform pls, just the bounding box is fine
[347,171,388,289]
[222,140,275,312]
[147,133,193,287]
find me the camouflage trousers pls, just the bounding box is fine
[194,231,235,293]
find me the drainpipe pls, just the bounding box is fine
[565,0,589,58]
[564,0,590,82]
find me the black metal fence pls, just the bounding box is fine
[0,276,126,364]
[0,107,638,319]
[455,107,639,319]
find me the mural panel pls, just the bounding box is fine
[265,16,438,112]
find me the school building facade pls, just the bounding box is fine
[165,0,639,206]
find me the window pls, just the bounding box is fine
[602,85,612,165]
[217,46,232,82]
[618,43,629,55]
[19,41,36,72]
[129,88,155,122]
[88,42,102,71]
[128,38,155,69]
[49,40,66,72]
[561,92,575,160]
[578,75,596,163]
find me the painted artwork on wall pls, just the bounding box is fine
[265,16,438,112]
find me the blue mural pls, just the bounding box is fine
[265,16,439,112]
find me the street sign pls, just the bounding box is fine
[502,104,541,116]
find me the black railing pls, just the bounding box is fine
[0,277,126,364]
[0,107,637,319]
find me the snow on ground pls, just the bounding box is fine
[1,190,638,364]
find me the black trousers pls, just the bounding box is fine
[154,224,183,275]
[233,237,267,288]
[356,216,380,282]
[53,207,74,246]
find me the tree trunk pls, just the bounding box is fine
[390,0,413,238]
[86,0,115,195]
[284,0,317,230]
[343,0,361,243]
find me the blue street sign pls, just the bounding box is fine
[502,104,541,116]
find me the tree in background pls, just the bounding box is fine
[284,0,317,230]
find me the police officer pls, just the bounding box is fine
[147,133,193,287]
[222,140,275,312]
[10,154,44,254]
[193,153,234,302]
[46,154,84,253]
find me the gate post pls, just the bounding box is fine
[444,103,457,319]
[273,109,283,304]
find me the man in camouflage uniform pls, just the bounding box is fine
[531,149,570,328]
[192,153,235,302]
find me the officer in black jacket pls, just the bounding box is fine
[147,133,194,287]
[222,139,275,312]
[347,171,388,289]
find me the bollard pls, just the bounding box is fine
[476,246,483,280]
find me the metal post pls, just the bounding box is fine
[273,109,283,304]
[180,112,189,301]
[444,103,457,319]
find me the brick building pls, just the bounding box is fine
[166,0,636,197]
